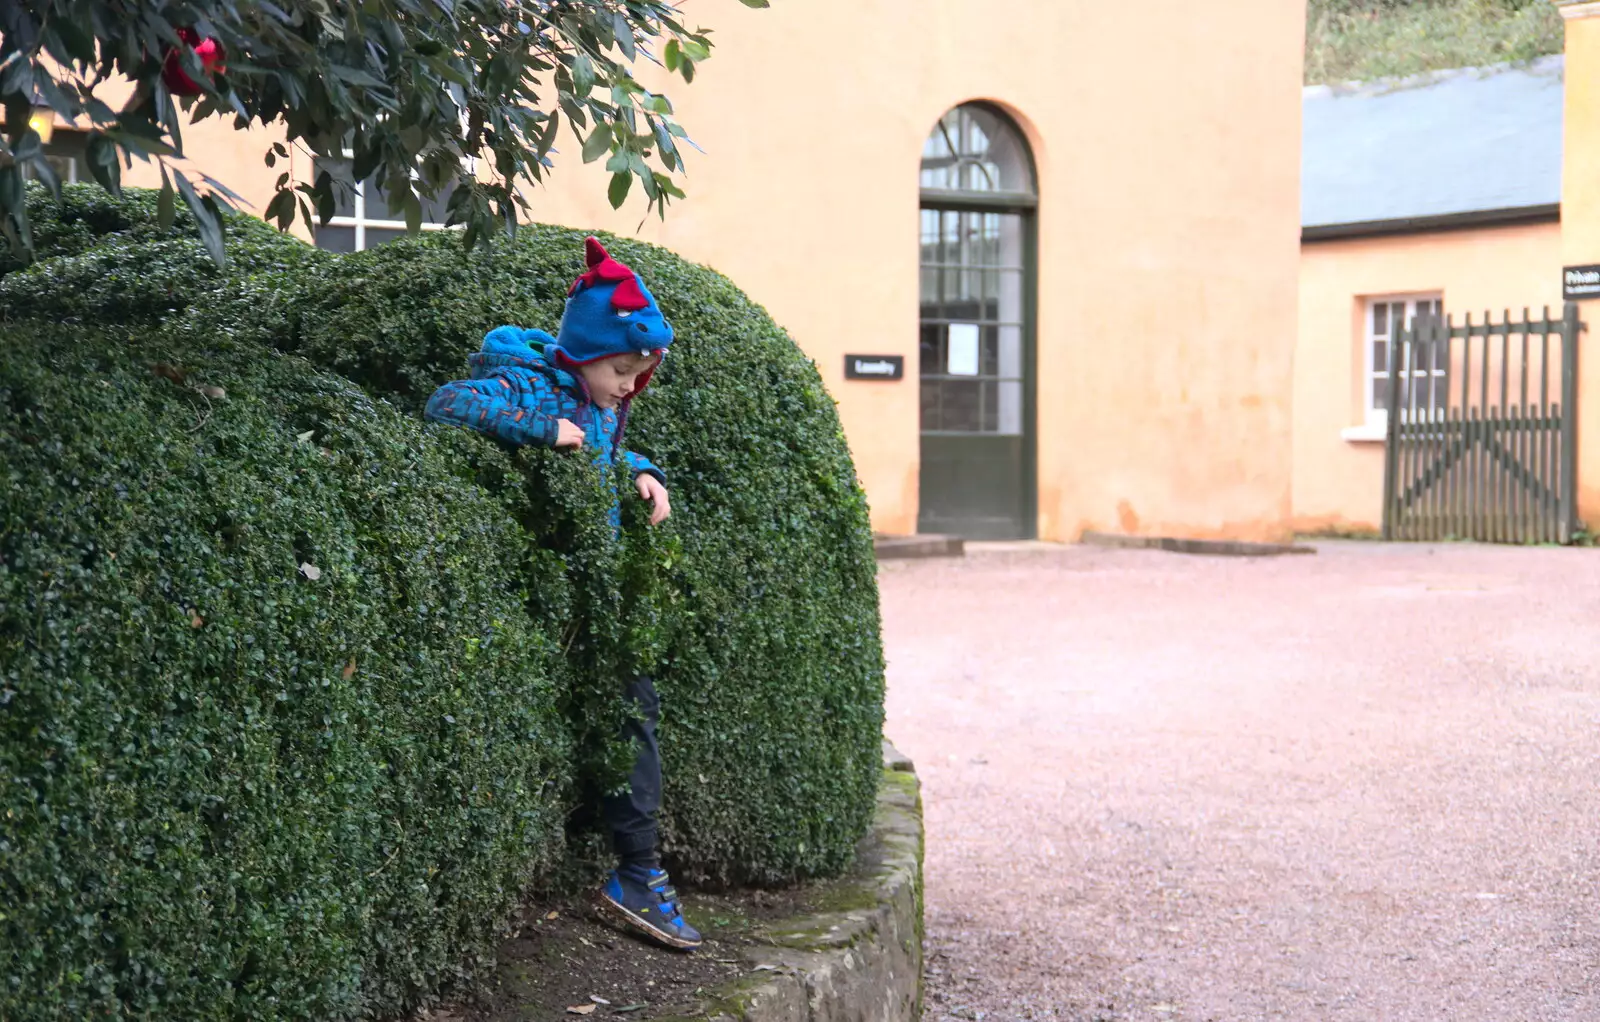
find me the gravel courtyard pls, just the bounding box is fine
[880,541,1600,1022]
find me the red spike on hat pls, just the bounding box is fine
[569,236,649,311]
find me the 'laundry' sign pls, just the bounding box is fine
[845,355,904,380]
[1564,264,1600,300]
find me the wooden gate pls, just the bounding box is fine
[1382,303,1582,543]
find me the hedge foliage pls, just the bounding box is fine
[186,227,887,883]
[0,186,325,328]
[0,323,573,1019]
[0,186,886,1019]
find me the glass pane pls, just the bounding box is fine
[366,176,406,221]
[980,323,1000,377]
[980,381,998,432]
[362,227,408,249]
[1372,375,1389,412]
[919,323,943,378]
[312,158,358,218]
[313,224,357,253]
[1372,340,1387,375]
[366,177,454,225]
[997,325,1023,379]
[938,380,982,432]
[920,104,1035,195]
[920,379,941,431]
[997,380,1023,436]
[1372,302,1388,336]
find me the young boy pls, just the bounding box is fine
[424,237,701,951]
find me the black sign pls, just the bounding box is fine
[844,354,904,381]
[1565,264,1600,300]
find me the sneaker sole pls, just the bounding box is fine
[595,891,703,951]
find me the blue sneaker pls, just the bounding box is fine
[597,864,703,950]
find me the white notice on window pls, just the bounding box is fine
[947,323,980,376]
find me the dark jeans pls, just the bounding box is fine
[601,675,661,864]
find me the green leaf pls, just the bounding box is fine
[85,132,122,197]
[738,0,771,6]
[50,19,98,63]
[607,171,631,209]
[581,122,612,164]
[572,54,596,96]
[613,12,636,61]
[27,152,60,201]
[0,166,23,214]
[265,188,295,230]
[172,169,226,269]
[9,129,41,164]
[326,64,385,87]
[403,191,422,234]
[157,165,176,231]
[664,39,681,72]
[655,174,686,200]
[535,111,560,160]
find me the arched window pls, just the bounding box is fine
[917,103,1038,539]
[919,104,1036,197]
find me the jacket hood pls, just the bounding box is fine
[468,325,568,381]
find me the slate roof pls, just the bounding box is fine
[1302,55,1564,232]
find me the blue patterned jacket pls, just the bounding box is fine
[425,326,665,530]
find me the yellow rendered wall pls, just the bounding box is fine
[1294,222,1564,534]
[1558,3,1600,527]
[513,0,1307,541]
[121,117,296,227]
[70,0,1306,541]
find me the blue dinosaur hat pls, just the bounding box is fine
[551,237,674,395]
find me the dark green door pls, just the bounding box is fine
[917,105,1037,540]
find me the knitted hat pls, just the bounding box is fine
[551,238,674,386]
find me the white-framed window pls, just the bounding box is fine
[309,156,458,252]
[1365,294,1447,426]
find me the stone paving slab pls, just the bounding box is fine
[874,535,965,560]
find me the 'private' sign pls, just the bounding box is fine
[1564,264,1600,300]
[845,355,904,380]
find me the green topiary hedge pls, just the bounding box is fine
[188,227,887,885]
[0,184,326,327]
[0,190,886,1018]
[0,323,578,1019]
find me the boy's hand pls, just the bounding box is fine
[555,419,584,449]
[636,474,671,525]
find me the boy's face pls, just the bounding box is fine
[577,352,660,409]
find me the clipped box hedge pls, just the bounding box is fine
[0,185,325,327]
[0,186,886,1019]
[0,323,573,1020]
[189,228,887,885]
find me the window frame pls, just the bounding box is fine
[1363,293,1446,430]
[311,153,464,252]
